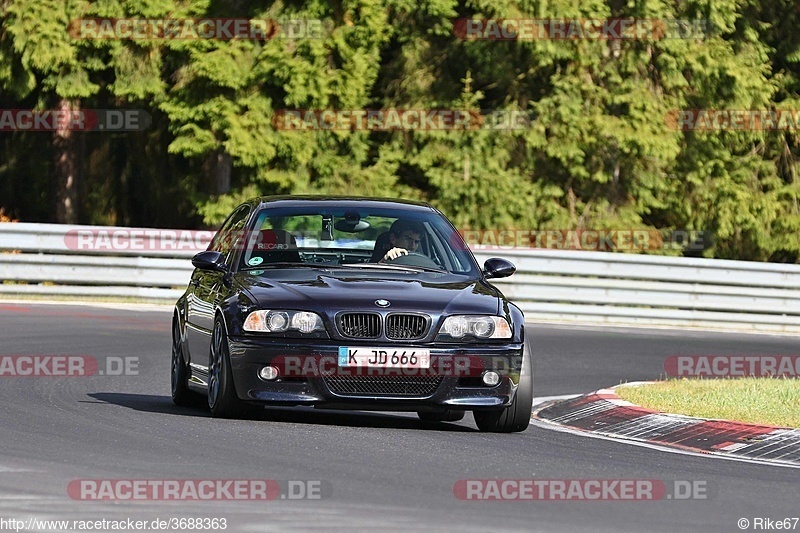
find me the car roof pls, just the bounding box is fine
[253,195,436,213]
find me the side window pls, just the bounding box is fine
[209,205,251,263]
[428,221,471,273]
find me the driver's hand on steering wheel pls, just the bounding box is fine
[382,247,408,261]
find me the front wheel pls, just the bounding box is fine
[208,317,248,418]
[473,338,533,433]
[171,318,195,406]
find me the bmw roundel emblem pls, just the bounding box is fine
[375,299,391,308]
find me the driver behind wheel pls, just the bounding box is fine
[379,219,425,262]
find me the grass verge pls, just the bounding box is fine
[615,378,800,428]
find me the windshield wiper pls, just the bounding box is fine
[343,263,448,273]
[400,265,449,273]
[242,262,350,271]
[241,262,307,270]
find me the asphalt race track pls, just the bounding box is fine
[0,302,798,532]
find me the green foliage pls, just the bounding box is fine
[1,0,101,100]
[1,0,800,258]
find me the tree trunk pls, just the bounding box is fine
[201,149,232,195]
[53,98,81,224]
[215,150,232,194]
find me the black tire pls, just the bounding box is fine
[171,318,195,407]
[417,411,465,422]
[208,317,248,418]
[473,338,533,433]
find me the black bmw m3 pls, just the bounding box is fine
[171,196,532,432]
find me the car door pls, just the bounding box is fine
[185,204,251,371]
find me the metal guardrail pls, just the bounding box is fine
[3,222,800,332]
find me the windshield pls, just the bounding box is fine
[237,205,479,276]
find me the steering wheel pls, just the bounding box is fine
[384,252,442,269]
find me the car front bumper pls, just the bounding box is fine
[226,337,525,412]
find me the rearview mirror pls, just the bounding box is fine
[483,258,516,279]
[192,251,227,273]
[335,211,371,233]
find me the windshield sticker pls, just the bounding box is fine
[248,256,264,266]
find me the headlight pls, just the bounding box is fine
[438,316,512,340]
[244,310,325,333]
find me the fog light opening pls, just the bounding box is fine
[482,371,500,386]
[258,366,280,381]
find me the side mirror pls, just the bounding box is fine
[192,251,227,273]
[483,258,516,279]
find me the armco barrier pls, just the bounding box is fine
[2,222,800,332]
[0,223,203,301]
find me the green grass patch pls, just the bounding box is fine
[615,378,800,428]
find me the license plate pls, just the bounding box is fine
[338,347,431,369]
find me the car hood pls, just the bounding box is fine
[236,267,501,316]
